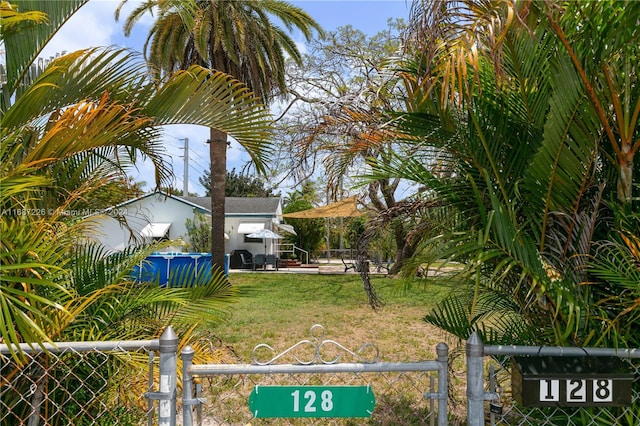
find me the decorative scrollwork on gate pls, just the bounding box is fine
[252,324,379,365]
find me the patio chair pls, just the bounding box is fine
[265,254,278,271]
[254,254,267,270]
[375,257,393,273]
[239,253,254,270]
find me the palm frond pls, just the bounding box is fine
[0,217,75,357]
[160,264,238,327]
[2,47,273,183]
[3,48,149,130]
[523,53,601,249]
[59,243,237,342]
[0,0,48,40]
[3,0,87,95]
[424,288,535,345]
[145,65,274,171]
[588,217,640,347]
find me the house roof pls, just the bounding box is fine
[179,196,281,216]
[97,191,209,215]
[178,195,210,210]
[99,191,281,217]
[226,197,281,215]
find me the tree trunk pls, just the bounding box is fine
[618,151,634,204]
[389,220,414,275]
[209,127,228,270]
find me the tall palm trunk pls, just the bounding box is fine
[618,153,634,205]
[209,127,227,269]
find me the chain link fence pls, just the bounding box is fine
[484,355,640,426]
[3,329,638,426]
[1,340,159,426]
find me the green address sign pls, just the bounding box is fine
[248,385,376,418]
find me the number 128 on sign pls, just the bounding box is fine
[248,385,376,418]
[539,379,613,404]
[291,389,335,413]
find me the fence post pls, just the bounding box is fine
[436,342,449,426]
[182,345,195,426]
[466,332,484,426]
[159,326,178,426]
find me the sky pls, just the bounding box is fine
[40,0,412,196]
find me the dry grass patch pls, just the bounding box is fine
[213,273,454,363]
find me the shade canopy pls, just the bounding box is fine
[282,197,363,219]
[246,229,283,239]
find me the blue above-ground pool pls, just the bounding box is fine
[132,253,229,287]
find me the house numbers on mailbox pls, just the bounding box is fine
[512,356,634,407]
[539,378,614,404]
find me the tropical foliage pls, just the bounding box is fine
[185,212,212,252]
[1,0,270,357]
[198,167,280,198]
[362,0,639,351]
[1,0,273,420]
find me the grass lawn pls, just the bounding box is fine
[211,273,456,363]
[200,273,471,425]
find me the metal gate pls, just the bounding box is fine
[4,327,638,425]
[179,324,449,426]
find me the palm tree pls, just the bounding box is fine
[1,0,272,356]
[374,0,639,351]
[388,3,551,344]
[118,0,324,268]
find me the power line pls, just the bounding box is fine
[189,157,209,174]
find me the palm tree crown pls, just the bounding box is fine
[120,0,323,102]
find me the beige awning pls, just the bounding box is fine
[282,197,363,219]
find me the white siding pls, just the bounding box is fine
[88,194,199,252]
[87,193,284,256]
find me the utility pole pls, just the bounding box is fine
[183,138,189,195]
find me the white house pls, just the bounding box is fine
[87,192,292,258]
[181,195,295,256]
